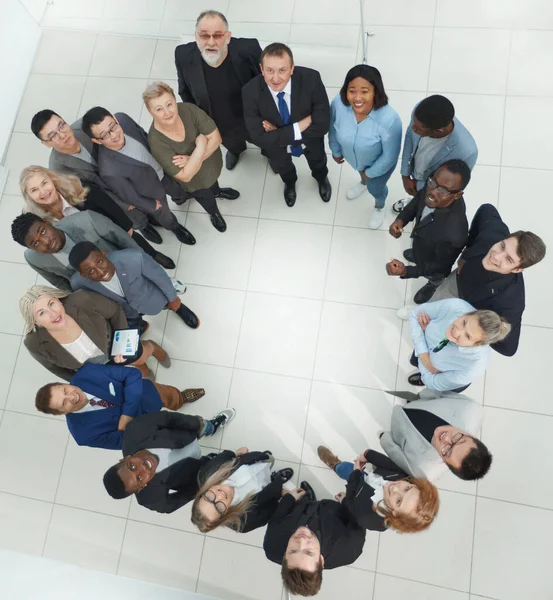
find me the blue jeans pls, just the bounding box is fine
[334,461,354,481]
[199,418,215,437]
[364,165,396,209]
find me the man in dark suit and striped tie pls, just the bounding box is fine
[242,42,331,207]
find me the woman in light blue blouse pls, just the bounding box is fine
[408,298,511,394]
[329,64,402,229]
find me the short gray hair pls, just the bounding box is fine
[142,81,176,109]
[20,285,70,335]
[195,10,228,30]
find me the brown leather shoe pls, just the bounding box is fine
[180,388,205,404]
[317,445,341,470]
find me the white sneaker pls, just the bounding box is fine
[171,278,186,295]
[392,197,411,214]
[209,408,236,434]
[397,305,415,320]
[346,181,366,200]
[368,207,385,229]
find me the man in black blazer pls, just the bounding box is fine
[102,409,236,513]
[81,106,196,246]
[175,10,262,171]
[263,485,365,596]
[430,204,546,356]
[242,42,331,207]
[387,159,470,304]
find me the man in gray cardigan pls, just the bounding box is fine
[68,242,199,330]
[380,391,492,482]
[30,109,161,244]
[11,211,139,291]
[81,106,195,246]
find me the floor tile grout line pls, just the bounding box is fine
[115,517,130,576]
[3,335,25,411]
[194,535,208,593]
[424,0,439,93]
[496,29,514,213]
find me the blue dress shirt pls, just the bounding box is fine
[328,95,402,178]
[409,299,490,392]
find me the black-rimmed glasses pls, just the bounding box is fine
[202,490,227,515]
[441,432,466,457]
[427,176,462,197]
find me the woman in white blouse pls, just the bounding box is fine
[21,285,170,381]
[191,448,295,534]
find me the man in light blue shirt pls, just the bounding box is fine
[393,95,478,214]
[407,298,510,394]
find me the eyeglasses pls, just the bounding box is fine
[46,120,68,142]
[427,177,462,198]
[202,490,227,515]
[97,121,119,141]
[441,432,466,457]
[197,32,226,42]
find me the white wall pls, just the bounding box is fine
[0,0,42,163]
[1,549,221,600]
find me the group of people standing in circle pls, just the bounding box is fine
[7,8,547,598]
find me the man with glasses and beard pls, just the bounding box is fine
[175,10,262,170]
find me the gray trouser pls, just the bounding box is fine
[105,187,149,230]
[429,269,460,302]
[142,197,179,231]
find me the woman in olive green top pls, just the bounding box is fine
[145,81,240,233]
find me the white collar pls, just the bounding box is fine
[268,80,292,99]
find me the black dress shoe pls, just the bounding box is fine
[318,177,332,202]
[139,319,150,336]
[408,372,424,386]
[172,195,189,206]
[284,182,296,207]
[175,303,200,329]
[414,281,438,304]
[403,248,415,263]
[174,225,196,245]
[300,480,316,502]
[210,210,227,232]
[271,468,294,484]
[141,224,163,244]
[217,187,240,200]
[225,150,240,170]
[153,252,176,270]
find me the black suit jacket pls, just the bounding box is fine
[242,66,330,150]
[175,37,262,116]
[122,412,209,514]
[397,184,468,279]
[263,495,365,570]
[96,113,181,214]
[198,450,282,533]
[343,450,408,532]
[458,204,525,356]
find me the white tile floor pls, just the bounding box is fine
[1,1,552,599]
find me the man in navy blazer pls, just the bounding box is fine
[68,242,199,330]
[34,363,204,450]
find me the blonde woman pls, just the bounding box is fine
[191,448,294,533]
[20,165,175,270]
[144,81,239,234]
[317,446,439,534]
[21,285,171,381]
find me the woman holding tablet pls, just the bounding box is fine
[20,285,177,383]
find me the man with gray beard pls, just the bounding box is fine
[175,10,262,170]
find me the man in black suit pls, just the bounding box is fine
[175,10,262,171]
[242,42,331,207]
[102,409,236,513]
[386,159,470,304]
[263,483,365,597]
[81,106,196,246]
[430,204,546,356]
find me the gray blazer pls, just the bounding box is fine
[380,393,483,481]
[24,211,139,291]
[96,113,182,213]
[71,248,177,320]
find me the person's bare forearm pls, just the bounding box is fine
[175,144,205,182]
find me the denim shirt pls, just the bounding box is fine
[329,95,402,178]
[400,110,478,180]
[409,299,490,392]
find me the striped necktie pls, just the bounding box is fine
[277,91,303,157]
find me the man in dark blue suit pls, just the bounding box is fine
[34,363,205,450]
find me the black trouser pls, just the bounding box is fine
[132,231,160,257]
[188,182,221,216]
[222,133,248,156]
[409,351,470,393]
[265,136,328,185]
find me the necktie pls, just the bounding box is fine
[432,338,450,353]
[89,398,116,408]
[277,91,303,157]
